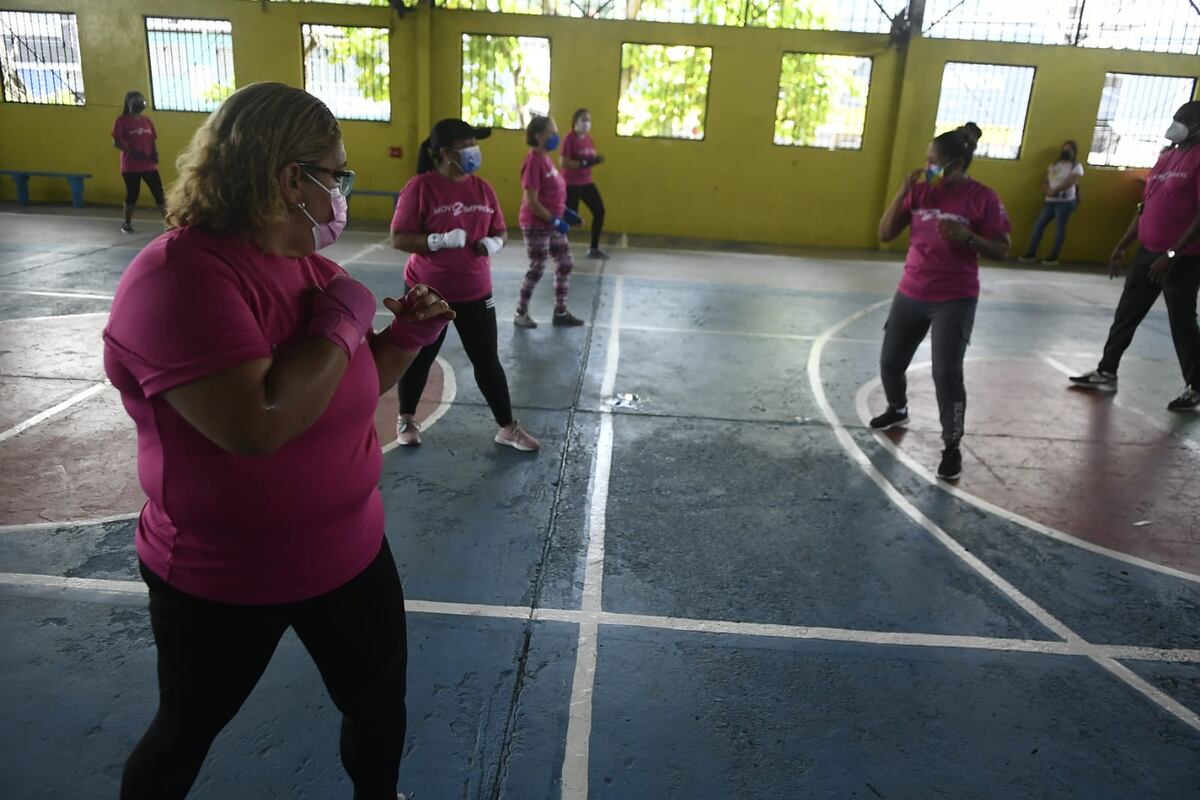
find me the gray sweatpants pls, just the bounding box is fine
[879,291,978,447]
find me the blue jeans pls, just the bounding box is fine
[1023,200,1077,260]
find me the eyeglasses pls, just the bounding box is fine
[300,164,356,197]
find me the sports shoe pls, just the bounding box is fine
[586,249,609,260]
[495,421,540,452]
[1068,370,1117,393]
[1167,386,1200,412]
[869,406,909,431]
[937,446,963,481]
[396,416,421,446]
[1041,259,1060,267]
[120,223,134,234]
[1018,255,1037,264]
[552,310,585,327]
[514,312,537,329]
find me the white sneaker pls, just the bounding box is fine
[1068,370,1117,393]
[495,421,540,452]
[514,312,537,329]
[396,416,421,446]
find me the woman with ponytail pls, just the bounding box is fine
[390,119,539,451]
[869,130,1012,481]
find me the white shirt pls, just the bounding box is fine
[1046,160,1084,202]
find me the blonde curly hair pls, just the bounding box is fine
[166,82,341,235]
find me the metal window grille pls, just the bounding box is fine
[924,0,1200,54]
[934,62,1035,160]
[441,0,902,33]
[1089,73,1198,168]
[616,43,712,140]
[0,11,85,106]
[267,0,390,5]
[302,24,390,122]
[146,18,235,113]
[775,53,873,149]
[461,33,551,129]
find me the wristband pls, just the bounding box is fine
[390,314,449,352]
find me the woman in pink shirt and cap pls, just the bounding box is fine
[104,82,452,799]
[870,129,1012,482]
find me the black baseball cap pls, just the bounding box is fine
[429,119,491,150]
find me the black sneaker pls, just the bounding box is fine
[1068,370,1117,393]
[937,447,963,481]
[552,310,585,327]
[869,406,909,431]
[1167,386,1200,412]
[586,249,609,260]
[120,223,134,234]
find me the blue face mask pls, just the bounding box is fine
[544,133,561,152]
[925,163,945,183]
[455,145,482,174]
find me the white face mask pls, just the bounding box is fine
[576,120,591,135]
[1166,120,1193,144]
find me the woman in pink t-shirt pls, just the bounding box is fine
[111,90,165,234]
[104,82,453,799]
[515,115,585,328]
[870,130,1012,481]
[390,118,540,452]
[561,108,608,260]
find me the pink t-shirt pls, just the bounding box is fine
[561,132,596,187]
[103,226,385,605]
[519,149,567,230]
[1139,145,1200,256]
[899,179,1012,303]
[391,171,506,303]
[112,114,158,173]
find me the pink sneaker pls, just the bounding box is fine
[495,421,540,452]
[396,416,421,446]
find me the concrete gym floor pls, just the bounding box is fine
[0,206,1198,799]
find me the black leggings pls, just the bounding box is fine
[122,171,165,206]
[121,540,408,800]
[398,292,514,427]
[566,183,605,251]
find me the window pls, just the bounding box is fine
[265,0,390,5]
[302,24,389,122]
[145,18,235,113]
[441,0,901,33]
[933,62,1035,160]
[923,0,1199,55]
[0,11,85,106]
[1089,73,1198,169]
[617,43,712,140]
[775,53,872,149]
[461,34,550,130]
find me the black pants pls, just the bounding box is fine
[566,183,605,251]
[398,292,514,427]
[121,540,407,800]
[880,291,978,447]
[1098,247,1200,386]
[122,171,165,206]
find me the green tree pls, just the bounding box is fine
[304,26,390,106]
[461,34,550,128]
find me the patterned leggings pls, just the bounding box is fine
[517,227,575,315]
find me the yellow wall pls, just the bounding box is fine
[1,1,1198,262]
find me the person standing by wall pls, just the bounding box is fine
[561,108,608,260]
[112,90,165,233]
[870,130,1012,481]
[1020,140,1084,266]
[515,116,584,328]
[1070,101,1200,411]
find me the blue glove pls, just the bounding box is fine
[551,217,571,234]
[563,208,582,226]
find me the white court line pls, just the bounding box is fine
[0,311,109,323]
[0,382,107,444]
[380,356,457,455]
[1041,355,1200,456]
[0,288,114,300]
[0,512,140,534]
[340,237,392,267]
[853,372,1200,585]
[561,275,623,800]
[809,300,1200,734]
[2,571,1199,665]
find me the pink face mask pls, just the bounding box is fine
[299,172,348,250]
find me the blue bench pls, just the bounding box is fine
[0,169,93,208]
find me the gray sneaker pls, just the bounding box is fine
[1068,370,1117,393]
[513,312,537,329]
